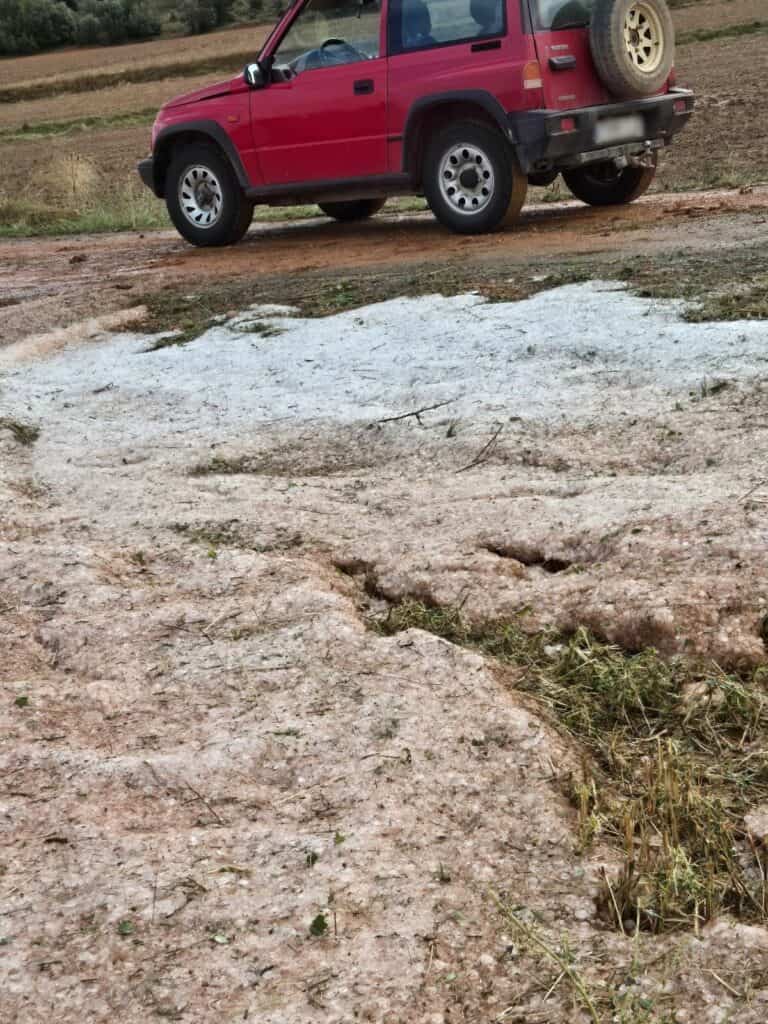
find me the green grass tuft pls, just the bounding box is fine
[378,601,768,933]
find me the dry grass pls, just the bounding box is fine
[378,601,768,934]
[0,153,168,235]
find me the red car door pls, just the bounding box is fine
[253,0,388,185]
[386,0,534,172]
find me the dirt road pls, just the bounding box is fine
[2,185,767,348]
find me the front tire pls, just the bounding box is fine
[318,198,386,222]
[423,120,527,235]
[562,156,657,206]
[166,143,253,247]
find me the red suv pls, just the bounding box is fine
[138,0,694,246]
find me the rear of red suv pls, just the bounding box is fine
[138,0,694,245]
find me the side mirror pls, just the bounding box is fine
[244,62,266,88]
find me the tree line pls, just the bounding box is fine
[0,0,283,57]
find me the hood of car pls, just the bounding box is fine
[163,76,243,109]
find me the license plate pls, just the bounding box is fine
[594,114,645,145]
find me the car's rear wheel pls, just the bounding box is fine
[562,155,657,206]
[166,143,253,247]
[318,198,386,222]
[590,0,675,100]
[423,120,527,235]
[528,170,559,188]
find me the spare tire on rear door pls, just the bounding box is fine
[590,0,675,100]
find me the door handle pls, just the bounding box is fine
[549,55,577,70]
[353,78,374,95]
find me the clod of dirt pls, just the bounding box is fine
[0,416,39,445]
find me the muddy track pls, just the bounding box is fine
[1,185,767,347]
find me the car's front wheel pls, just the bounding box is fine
[422,120,527,235]
[318,198,386,222]
[562,155,657,206]
[165,143,254,247]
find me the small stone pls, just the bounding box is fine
[745,805,768,842]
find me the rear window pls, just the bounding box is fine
[389,0,507,55]
[533,0,594,30]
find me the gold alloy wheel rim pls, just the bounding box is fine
[624,2,664,75]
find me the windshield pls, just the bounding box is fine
[274,0,381,69]
[532,0,594,30]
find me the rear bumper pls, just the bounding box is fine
[508,88,695,174]
[138,156,159,196]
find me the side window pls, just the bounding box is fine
[274,0,382,73]
[389,0,506,54]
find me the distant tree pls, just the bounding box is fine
[74,0,160,44]
[74,9,101,41]
[179,0,219,34]
[211,0,237,23]
[0,0,161,53]
[0,0,76,55]
[0,0,267,55]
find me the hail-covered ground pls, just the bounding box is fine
[3,284,768,1023]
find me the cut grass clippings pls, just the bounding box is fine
[377,600,768,935]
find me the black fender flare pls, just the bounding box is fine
[401,90,514,176]
[152,120,250,197]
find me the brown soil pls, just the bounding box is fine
[668,33,768,190]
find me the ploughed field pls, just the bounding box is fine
[0,0,765,236]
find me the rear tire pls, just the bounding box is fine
[562,156,657,206]
[590,0,675,100]
[318,198,386,222]
[166,142,253,247]
[423,120,527,235]
[528,170,559,188]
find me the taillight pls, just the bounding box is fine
[668,67,677,87]
[559,117,576,132]
[523,61,543,90]
[673,99,687,114]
